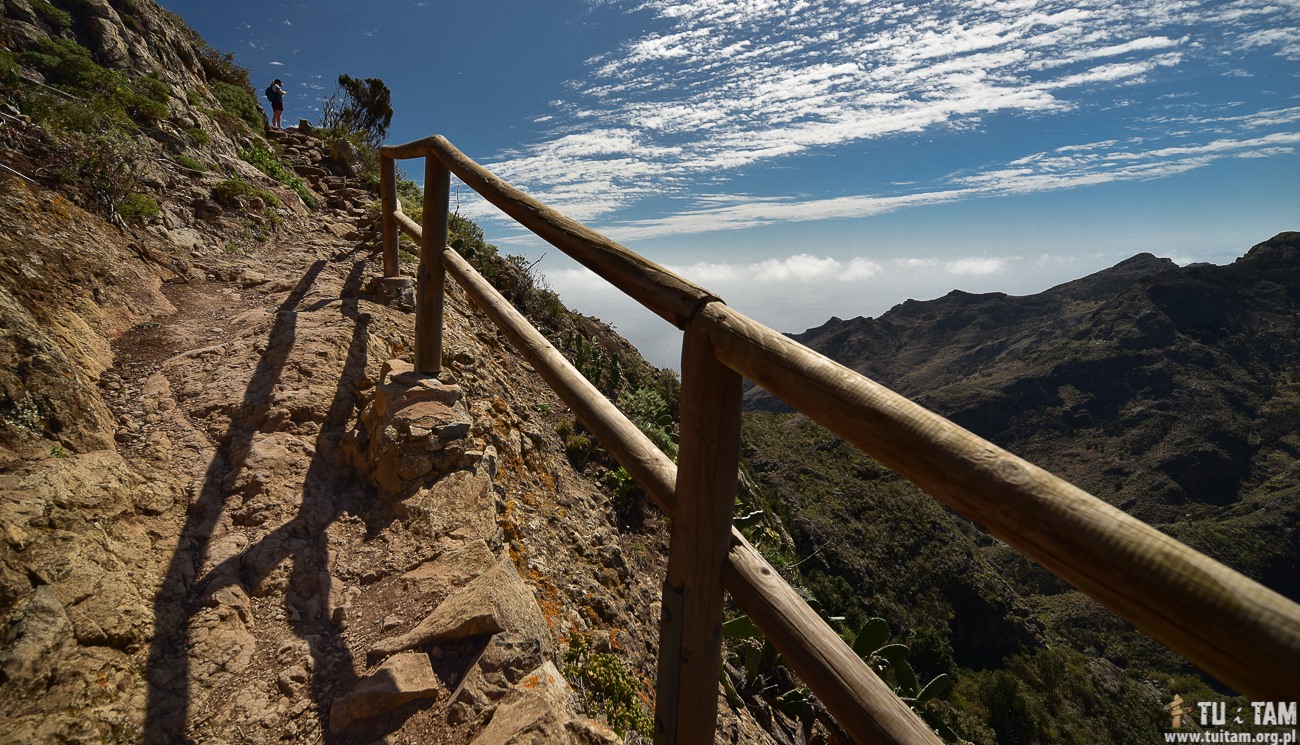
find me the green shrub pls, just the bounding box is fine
[185,126,210,145]
[122,76,170,123]
[117,193,159,224]
[197,46,250,88]
[210,80,261,130]
[134,73,171,106]
[46,127,146,210]
[174,154,208,172]
[240,145,315,208]
[977,671,1044,745]
[31,0,72,31]
[18,40,170,127]
[201,107,246,136]
[395,175,424,217]
[20,37,111,93]
[563,635,652,738]
[617,387,677,458]
[212,178,280,210]
[0,50,17,84]
[320,74,392,148]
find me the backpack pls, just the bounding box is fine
[265,85,275,100]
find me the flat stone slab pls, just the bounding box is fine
[370,559,550,662]
[329,652,443,732]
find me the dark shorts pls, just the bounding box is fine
[272,102,284,112]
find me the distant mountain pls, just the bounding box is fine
[746,233,1300,551]
[736,233,1298,740]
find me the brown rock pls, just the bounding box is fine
[370,558,551,661]
[467,662,621,745]
[329,652,443,732]
[447,632,545,725]
[358,361,473,496]
[400,539,496,595]
[328,138,364,178]
[0,585,69,686]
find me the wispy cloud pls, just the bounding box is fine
[459,0,1299,240]
[541,249,1058,368]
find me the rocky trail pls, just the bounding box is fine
[0,124,701,744]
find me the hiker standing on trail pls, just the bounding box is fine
[265,79,285,128]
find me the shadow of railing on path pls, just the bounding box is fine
[144,256,406,743]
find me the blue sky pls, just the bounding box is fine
[160,0,1299,369]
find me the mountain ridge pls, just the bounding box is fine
[746,232,1299,520]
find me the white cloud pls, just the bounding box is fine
[661,254,881,285]
[541,250,1093,369]
[945,258,1006,275]
[1238,27,1300,59]
[462,0,1299,240]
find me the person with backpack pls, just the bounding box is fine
[265,79,285,128]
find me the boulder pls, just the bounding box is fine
[400,539,496,595]
[85,1,131,68]
[447,632,544,724]
[0,585,70,687]
[329,652,444,732]
[367,276,416,313]
[329,138,364,178]
[369,558,551,661]
[468,662,622,745]
[358,359,475,497]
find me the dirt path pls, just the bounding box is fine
[2,124,735,744]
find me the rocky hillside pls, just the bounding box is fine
[0,3,786,743]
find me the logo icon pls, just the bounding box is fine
[1166,693,1191,729]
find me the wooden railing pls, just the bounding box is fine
[378,135,1300,744]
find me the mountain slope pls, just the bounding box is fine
[748,235,1300,528]
[738,234,1298,740]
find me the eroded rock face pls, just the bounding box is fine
[370,558,552,662]
[0,182,167,459]
[467,662,621,745]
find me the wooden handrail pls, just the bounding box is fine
[379,135,1300,742]
[412,218,943,744]
[382,136,719,329]
[695,301,1300,699]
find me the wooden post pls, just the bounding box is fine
[416,158,449,375]
[655,319,741,744]
[379,155,399,277]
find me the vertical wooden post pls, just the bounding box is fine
[379,154,399,278]
[655,317,741,744]
[416,157,449,375]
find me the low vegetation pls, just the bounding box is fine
[240,144,316,208]
[563,633,654,738]
[0,19,273,226]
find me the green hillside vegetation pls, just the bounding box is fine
[738,411,1171,742]
[0,6,314,226]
